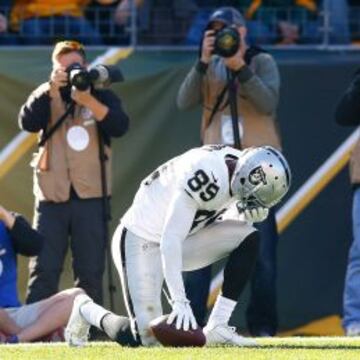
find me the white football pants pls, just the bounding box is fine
[111,215,255,345]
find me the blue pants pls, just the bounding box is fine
[343,187,360,329]
[20,16,102,45]
[185,208,278,334]
[26,198,106,305]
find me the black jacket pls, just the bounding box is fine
[18,83,129,145]
[335,70,360,127]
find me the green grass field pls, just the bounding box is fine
[1,337,360,360]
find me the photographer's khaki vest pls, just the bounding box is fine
[201,53,281,150]
[31,84,111,203]
[349,135,360,185]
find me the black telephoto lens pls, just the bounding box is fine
[71,70,91,91]
[214,27,240,58]
[67,63,91,91]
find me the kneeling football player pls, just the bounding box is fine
[64,145,291,347]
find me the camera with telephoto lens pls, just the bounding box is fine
[66,63,124,91]
[213,26,240,58]
[66,63,93,91]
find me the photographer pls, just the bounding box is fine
[336,69,360,336]
[177,7,281,336]
[18,40,129,308]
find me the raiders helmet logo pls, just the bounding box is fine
[248,166,267,185]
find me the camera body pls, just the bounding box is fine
[66,63,124,91]
[213,26,240,58]
[66,63,95,91]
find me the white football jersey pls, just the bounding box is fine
[121,145,243,242]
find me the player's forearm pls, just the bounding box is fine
[161,237,187,301]
[160,191,197,301]
[0,309,22,335]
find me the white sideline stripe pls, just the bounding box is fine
[0,131,30,165]
[276,128,359,224]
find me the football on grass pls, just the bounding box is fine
[150,315,206,347]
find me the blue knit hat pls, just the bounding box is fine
[207,7,246,28]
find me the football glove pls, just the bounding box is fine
[243,207,269,223]
[167,299,197,331]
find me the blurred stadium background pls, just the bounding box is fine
[0,0,359,337]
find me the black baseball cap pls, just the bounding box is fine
[207,7,246,28]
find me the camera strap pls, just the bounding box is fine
[38,102,75,147]
[206,46,266,131]
[207,83,230,128]
[227,69,242,149]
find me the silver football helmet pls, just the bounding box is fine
[231,146,291,209]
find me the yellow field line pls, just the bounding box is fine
[278,315,344,336]
[0,133,37,180]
